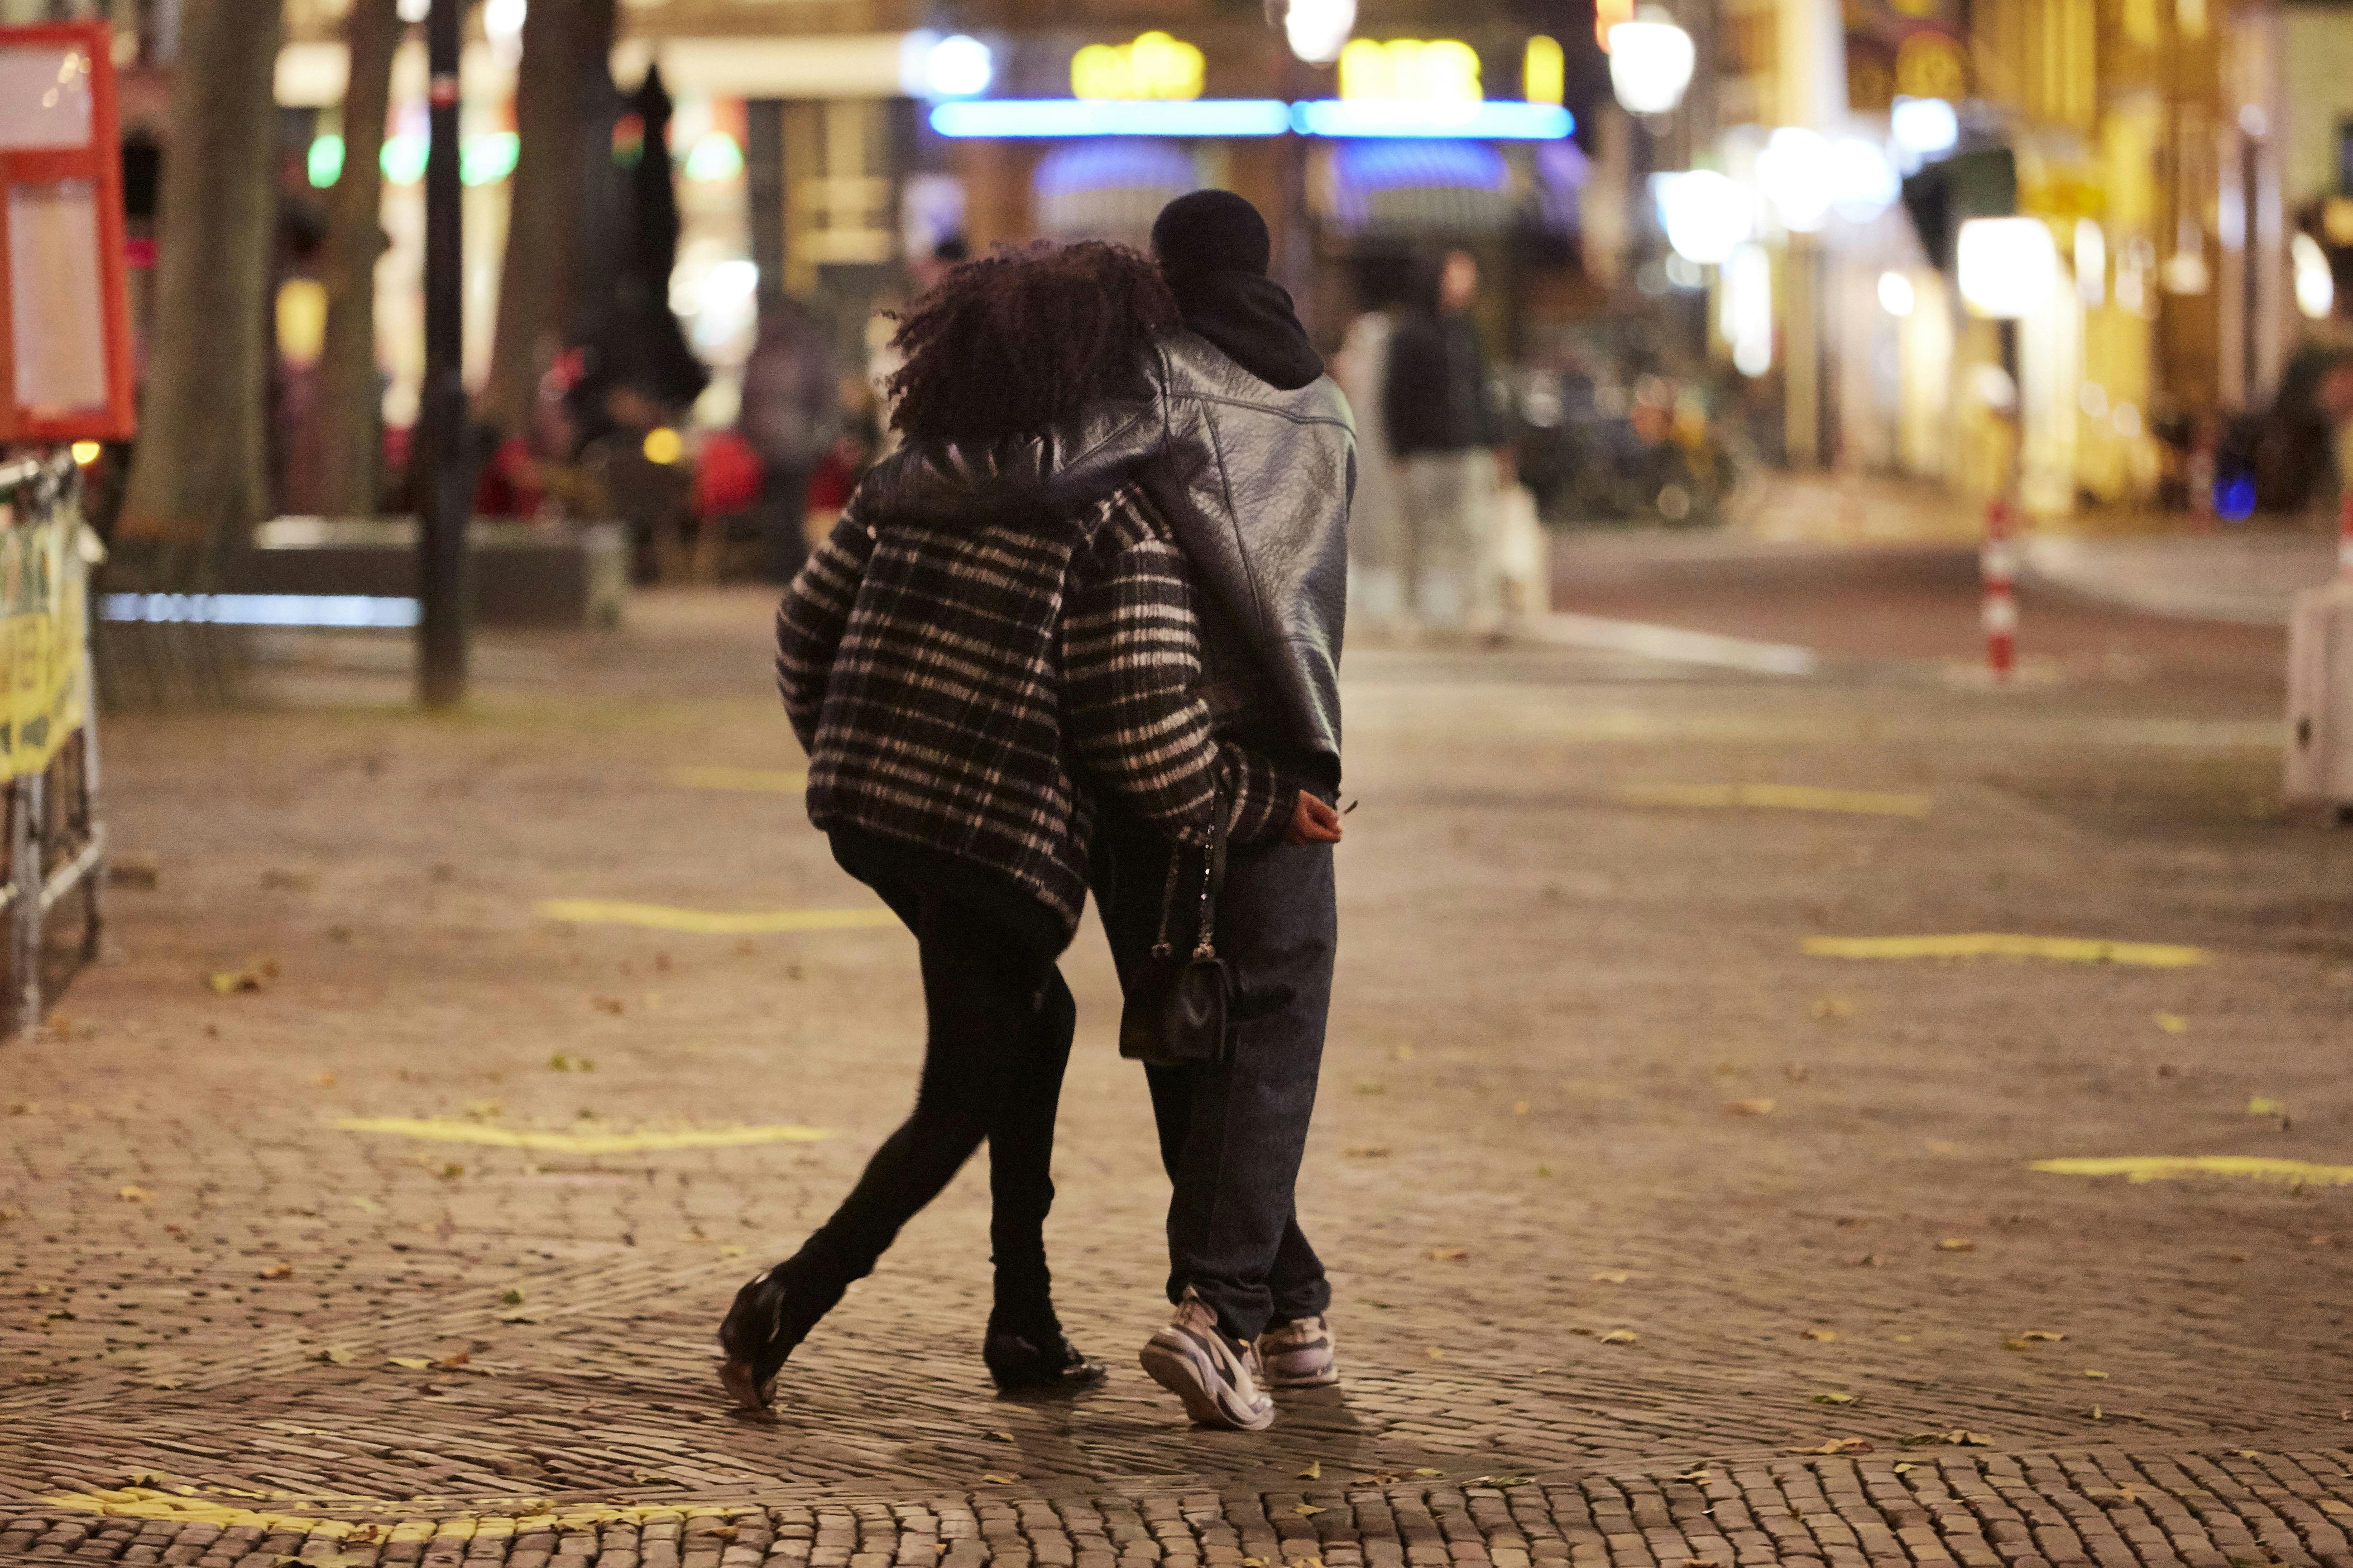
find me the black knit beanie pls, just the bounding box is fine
[1150,190,1273,281]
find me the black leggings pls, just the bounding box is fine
[781,832,1077,1334]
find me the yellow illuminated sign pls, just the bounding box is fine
[1338,38,1482,102]
[1071,32,1204,101]
[1523,35,1564,104]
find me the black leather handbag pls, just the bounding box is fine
[1118,793,1230,1068]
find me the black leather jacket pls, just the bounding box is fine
[854,331,1356,786]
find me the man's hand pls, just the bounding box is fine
[1284,790,1344,845]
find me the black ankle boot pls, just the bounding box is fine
[983,1324,1108,1393]
[717,1259,841,1411]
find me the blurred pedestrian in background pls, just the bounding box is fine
[1383,249,1506,632]
[738,296,841,583]
[1333,252,1409,632]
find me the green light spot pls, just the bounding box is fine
[306,134,345,189]
[461,131,519,187]
[380,133,428,186]
[681,131,743,183]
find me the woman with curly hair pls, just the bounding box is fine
[717,240,1328,1410]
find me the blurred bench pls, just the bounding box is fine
[222,517,629,629]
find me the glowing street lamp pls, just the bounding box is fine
[1955,217,2059,320]
[1653,169,1751,264]
[1607,16,1693,115]
[1284,0,1356,66]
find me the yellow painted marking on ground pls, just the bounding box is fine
[2031,1156,2353,1186]
[333,1118,831,1152]
[43,1488,759,1538]
[1802,933,2207,967]
[1616,782,1931,817]
[669,765,807,793]
[536,899,897,935]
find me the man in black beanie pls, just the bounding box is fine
[1149,189,1327,392]
[1112,190,1351,1432]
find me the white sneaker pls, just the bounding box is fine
[1139,1287,1275,1431]
[1256,1314,1339,1389]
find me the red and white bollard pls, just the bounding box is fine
[1982,498,2017,683]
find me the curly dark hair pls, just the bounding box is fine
[885,241,1178,444]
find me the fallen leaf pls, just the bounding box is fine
[719,1245,747,1258]
[256,1263,292,1280]
[2088,1405,2103,1422]
[1801,1328,1837,1342]
[1903,1430,1993,1448]
[1726,1098,1776,1117]
[1429,1248,1469,1262]
[2249,1096,2286,1116]
[1813,1392,1856,1405]
[1852,1253,1884,1268]
[2320,1501,2352,1516]
[1599,1329,1639,1345]
[1936,1238,1976,1252]
[1293,1505,1325,1518]
[988,1431,1013,1443]
[351,1196,380,1213]
[1892,1463,1917,1476]
[498,1310,541,1324]
[1298,1461,1322,1480]
[1787,1439,1871,1456]
[117,1186,150,1202]
[1675,1468,1712,1484]
[501,1288,525,1306]
[1424,1347,1444,1360]
[385,1357,434,1370]
[633,1471,677,1485]
[316,1348,355,1365]
[549,1053,595,1073]
[2020,1330,2065,1342]
[1591,1270,1631,1284]
[1414,1468,1445,1478]
[982,1473,1018,1486]
[207,969,266,996]
[147,1377,185,1390]
[2153,1013,2187,1034]
[2084,1370,2108,1379]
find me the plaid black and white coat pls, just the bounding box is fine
[776,482,1301,934]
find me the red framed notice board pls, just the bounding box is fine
[0,23,134,444]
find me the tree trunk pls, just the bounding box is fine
[483,0,618,438]
[311,0,402,517]
[117,0,284,554]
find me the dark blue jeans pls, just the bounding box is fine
[1097,809,1337,1342]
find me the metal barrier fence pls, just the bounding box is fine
[0,452,105,1037]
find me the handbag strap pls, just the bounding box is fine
[1149,771,1230,962]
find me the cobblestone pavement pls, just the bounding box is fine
[4,588,2352,1564]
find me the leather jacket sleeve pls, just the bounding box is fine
[853,394,1166,529]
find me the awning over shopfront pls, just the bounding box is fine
[1323,140,1511,235]
[1034,141,1198,242]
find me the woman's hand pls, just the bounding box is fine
[1284,790,1344,845]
